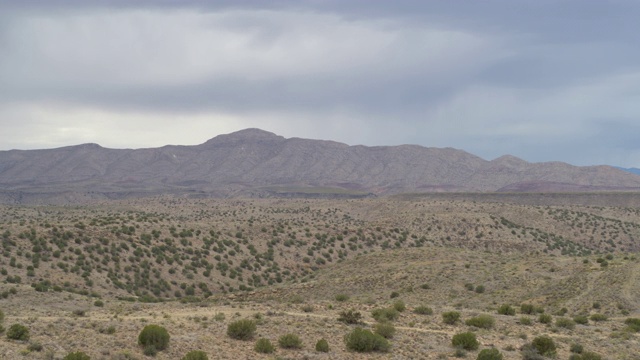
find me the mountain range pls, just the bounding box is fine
[1,128,640,202]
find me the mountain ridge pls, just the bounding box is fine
[1,128,640,202]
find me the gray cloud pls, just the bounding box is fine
[1,1,640,167]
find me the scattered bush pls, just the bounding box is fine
[589,313,607,322]
[181,350,208,360]
[573,315,588,325]
[452,332,479,351]
[531,335,556,357]
[477,348,503,360]
[344,327,390,353]
[442,311,461,325]
[538,314,552,324]
[338,309,363,324]
[556,317,576,330]
[6,324,29,341]
[227,319,256,340]
[475,285,485,293]
[393,300,406,312]
[519,316,532,326]
[63,352,91,360]
[138,325,170,351]
[374,322,396,339]
[570,343,584,354]
[390,291,400,298]
[335,294,349,302]
[414,306,433,315]
[278,333,303,349]
[497,304,515,316]
[625,318,640,332]
[315,338,330,352]
[371,307,399,322]
[520,304,535,314]
[254,338,275,354]
[465,314,495,329]
[93,300,104,307]
[27,341,43,352]
[580,351,603,360]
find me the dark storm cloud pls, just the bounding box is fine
[1,0,639,167]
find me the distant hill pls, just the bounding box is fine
[1,128,640,203]
[616,166,640,175]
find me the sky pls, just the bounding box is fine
[1,0,639,167]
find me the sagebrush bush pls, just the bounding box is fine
[497,304,515,316]
[519,316,533,326]
[138,324,170,350]
[371,307,399,322]
[580,351,603,360]
[338,309,363,324]
[63,352,91,360]
[625,318,640,332]
[335,294,349,302]
[442,311,461,324]
[181,350,208,360]
[573,315,588,325]
[374,322,396,339]
[531,335,556,356]
[278,333,303,349]
[570,343,584,353]
[6,324,29,341]
[413,305,433,315]
[315,338,329,352]
[465,314,495,329]
[477,348,503,360]
[520,304,535,314]
[254,338,275,354]
[227,319,256,340]
[393,300,406,312]
[590,313,607,322]
[556,317,576,329]
[344,327,390,353]
[451,332,479,351]
[538,313,552,324]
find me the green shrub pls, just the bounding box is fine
[589,313,607,322]
[573,315,588,325]
[452,332,479,351]
[0,309,4,322]
[27,341,43,352]
[625,318,640,332]
[531,335,556,357]
[475,285,485,293]
[519,316,532,326]
[254,338,275,354]
[6,324,29,341]
[63,352,91,360]
[227,319,256,340]
[520,304,535,314]
[570,343,584,354]
[371,307,399,322]
[278,333,303,349]
[138,324,170,351]
[181,350,208,360]
[414,306,433,315]
[477,348,503,360]
[390,291,400,298]
[497,304,515,316]
[442,311,461,325]
[393,300,406,312]
[93,300,104,307]
[374,322,396,339]
[338,309,363,324]
[344,327,390,353]
[315,338,330,352]
[465,314,495,329]
[538,314,552,324]
[581,351,603,360]
[556,317,576,330]
[335,294,349,302]
[143,345,157,357]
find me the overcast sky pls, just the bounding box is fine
[1,1,639,167]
